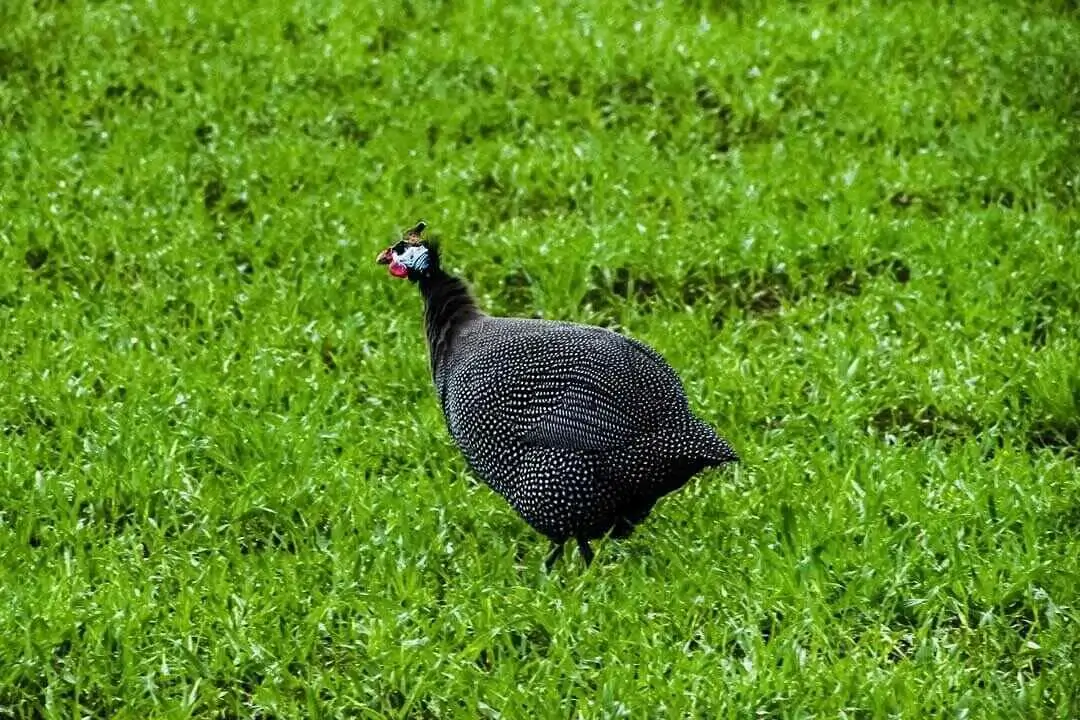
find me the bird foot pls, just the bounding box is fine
[577,537,594,566]
[544,538,595,571]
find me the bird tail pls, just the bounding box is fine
[683,418,739,466]
[592,419,738,501]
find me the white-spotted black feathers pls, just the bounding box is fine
[393,233,738,567]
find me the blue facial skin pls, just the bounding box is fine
[394,244,430,274]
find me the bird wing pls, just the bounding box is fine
[518,375,647,451]
[442,320,690,454]
[514,330,683,452]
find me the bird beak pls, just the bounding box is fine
[376,247,393,265]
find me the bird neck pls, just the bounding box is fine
[418,267,481,372]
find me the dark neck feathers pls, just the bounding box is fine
[418,266,481,375]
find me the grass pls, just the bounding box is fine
[2,0,1079,716]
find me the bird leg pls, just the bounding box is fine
[576,537,594,567]
[544,542,565,571]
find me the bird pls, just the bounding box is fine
[376,221,738,569]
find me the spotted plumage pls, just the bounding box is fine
[377,222,738,568]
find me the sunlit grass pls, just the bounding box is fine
[1,0,1078,717]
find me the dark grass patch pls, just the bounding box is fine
[320,338,338,371]
[1025,311,1054,349]
[0,673,50,720]
[465,170,585,221]
[868,400,1080,458]
[826,259,911,296]
[3,401,57,437]
[298,113,372,147]
[498,268,535,315]
[102,80,160,106]
[867,258,912,284]
[202,178,226,211]
[338,114,371,146]
[826,266,862,296]
[582,265,662,318]
[681,266,795,316]
[868,403,983,444]
[1051,499,1080,535]
[504,622,553,660]
[199,176,255,223]
[1025,279,1080,348]
[24,245,49,271]
[490,69,785,152]
[230,506,324,555]
[1027,420,1080,458]
[576,252,914,324]
[1041,139,1080,211]
[882,183,1054,216]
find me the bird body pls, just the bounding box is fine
[377,223,737,567]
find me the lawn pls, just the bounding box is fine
[1,0,1079,717]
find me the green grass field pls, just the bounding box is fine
[2,0,1079,716]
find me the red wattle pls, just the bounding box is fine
[388,261,409,278]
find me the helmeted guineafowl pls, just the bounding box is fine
[377,221,738,568]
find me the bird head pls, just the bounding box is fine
[376,221,438,281]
